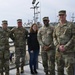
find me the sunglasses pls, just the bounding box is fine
[59,14,65,16]
[18,22,22,23]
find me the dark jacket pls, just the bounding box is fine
[27,32,40,50]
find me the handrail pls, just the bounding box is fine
[9,41,42,70]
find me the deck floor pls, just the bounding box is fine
[10,63,45,75]
[9,62,67,75]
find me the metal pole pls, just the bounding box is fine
[31,1,39,23]
[34,7,36,23]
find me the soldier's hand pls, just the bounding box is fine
[43,46,50,51]
[59,45,65,52]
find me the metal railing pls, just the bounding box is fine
[2,41,67,75]
[9,41,42,70]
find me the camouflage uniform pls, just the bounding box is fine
[10,19,28,75]
[38,17,55,75]
[53,21,75,75]
[73,22,75,75]
[0,20,10,75]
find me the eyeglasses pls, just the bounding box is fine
[59,14,65,16]
[18,22,22,23]
[43,20,49,21]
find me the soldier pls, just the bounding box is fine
[0,20,10,75]
[37,17,55,75]
[10,19,28,75]
[53,10,75,75]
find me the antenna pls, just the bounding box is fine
[32,0,36,4]
[30,1,40,23]
[71,13,75,22]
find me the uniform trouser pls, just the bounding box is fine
[0,50,9,75]
[41,50,55,75]
[15,47,26,69]
[56,52,75,75]
[74,64,75,75]
[28,49,39,71]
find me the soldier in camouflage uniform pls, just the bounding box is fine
[10,19,28,75]
[37,17,55,75]
[0,20,10,75]
[53,10,75,75]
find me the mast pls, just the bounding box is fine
[71,13,75,22]
[30,0,40,23]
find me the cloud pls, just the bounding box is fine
[0,0,33,25]
[0,0,75,26]
[40,0,75,22]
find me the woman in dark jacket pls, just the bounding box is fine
[27,23,40,74]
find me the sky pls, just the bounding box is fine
[0,0,75,26]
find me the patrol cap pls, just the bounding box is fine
[2,20,8,25]
[17,19,22,22]
[59,10,66,15]
[43,17,49,21]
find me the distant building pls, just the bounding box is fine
[8,22,58,32]
[50,22,58,27]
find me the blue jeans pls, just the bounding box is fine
[28,49,39,71]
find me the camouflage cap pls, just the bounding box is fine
[17,19,22,22]
[2,20,8,24]
[59,10,66,15]
[43,17,49,21]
